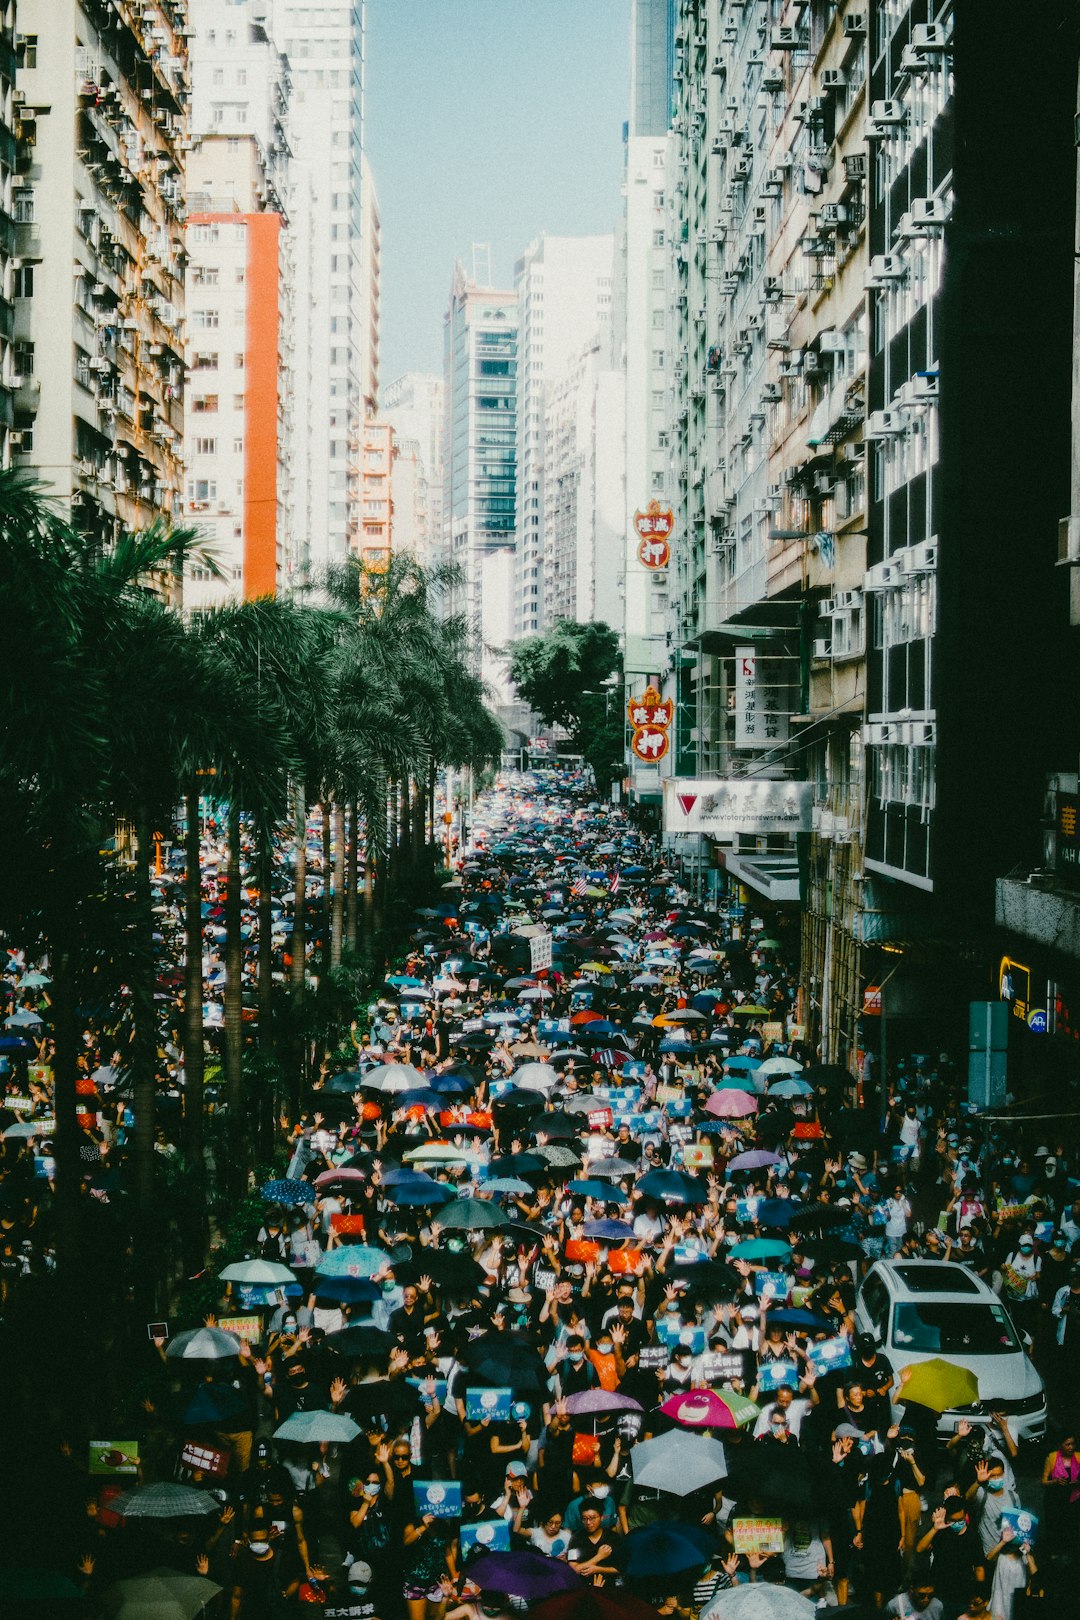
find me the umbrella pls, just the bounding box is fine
[724,1443,821,1514]
[388,1180,455,1208]
[0,1568,82,1601]
[755,1198,803,1230]
[103,1566,225,1620]
[530,1589,660,1620]
[727,1150,781,1173]
[630,1431,727,1494]
[219,1259,296,1286]
[362,1062,427,1092]
[462,1339,550,1391]
[729,1004,770,1017]
[483,1177,534,1196]
[314,1167,367,1188]
[110,1484,219,1519]
[768,1077,813,1098]
[312,1274,381,1305]
[513,1062,560,1091]
[321,1071,365,1094]
[165,1327,242,1361]
[765,1308,831,1331]
[583,1218,636,1240]
[403,1142,473,1165]
[468,1550,582,1600]
[636,1169,709,1203]
[801,1063,853,1089]
[533,1144,583,1168]
[489,1151,547,1176]
[620,1522,714,1578]
[727,1237,790,1262]
[588,1157,638,1180]
[756,1057,802,1079]
[705,1089,758,1118]
[701,1587,816,1620]
[564,1388,643,1416]
[664,1388,758,1429]
[898,1358,980,1412]
[324,1324,394,1357]
[315,1244,391,1279]
[438,1197,509,1232]
[567,1179,612,1200]
[181,1384,248,1426]
[273,1409,361,1444]
[259,1179,312,1206]
[786,1203,851,1233]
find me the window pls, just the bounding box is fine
[191,309,219,329]
[652,230,665,247]
[860,1272,889,1340]
[13,342,33,377]
[233,394,245,410]
[233,437,244,454]
[651,309,665,329]
[891,1302,1019,1356]
[13,188,34,224]
[192,395,218,413]
[193,267,219,286]
[652,350,665,369]
[193,352,218,370]
[17,35,37,69]
[192,224,220,245]
[194,437,217,456]
[13,266,33,298]
[234,353,245,369]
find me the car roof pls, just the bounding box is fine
[872,1260,986,1299]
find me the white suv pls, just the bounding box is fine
[854,1259,1047,1444]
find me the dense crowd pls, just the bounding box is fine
[1,772,1077,1619]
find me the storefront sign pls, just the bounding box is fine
[628,684,673,764]
[663,778,812,837]
[631,724,669,762]
[999,955,1032,1024]
[734,646,789,750]
[1055,792,1080,889]
[634,502,674,569]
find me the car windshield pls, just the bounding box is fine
[892,1301,1020,1356]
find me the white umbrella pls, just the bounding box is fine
[701,1586,816,1620]
[756,1056,803,1079]
[361,1062,426,1092]
[513,1062,559,1092]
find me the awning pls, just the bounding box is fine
[716,849,800,903]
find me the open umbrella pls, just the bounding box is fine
[756,1057,802,1079]
[165,1327,242,1361]
[530,1584,662,1620]
[620,1522,714,1578]
[110,1484,220,1519]
[701,1586,816,1620]
[727,1237,790,1262]
[767,1077,813,1099]
[564,1389,643,1417]
[219,1259,296,1286]
[273,1409,361,1444]
[661,1389,757,1430]
[181,1384,249,1426]
[439,1197,509,1233]
[315,1244,391,1279]
[533,1144,583,1168]
[583,1218,636,1241]
[259,1179,312,1206]
[462,1339,550,1391]
[513,1062,560,1090]
[324,1324,394,1357]
[312,1274,381,1305]
[104,1567,223,1620]
[898,1358,980,1412]
[362,1062,427,1092]
[726,1150,781,1173]
[630,1431,727,1494]
[0,1568,82,1601]
[705,1090,758,1118]
[468,1550,582,1600]
[636,1169,709,1203]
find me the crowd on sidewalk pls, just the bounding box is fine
[1,772,1077,1618]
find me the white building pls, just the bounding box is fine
[184,0,292,609]
[443,263,517,708]
[543,338,624,629]
[270,0,373,584]
[513,233,615,638]
[383,370,445,565]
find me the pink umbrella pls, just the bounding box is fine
[727,1149,782,1173]
[661,1389,758,1430]
[314,1167,366,1187]
[705,1089,758,1118]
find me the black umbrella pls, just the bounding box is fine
[529,1114,581,1141]
[395,1252,485,1291]
[324,1324,394,1358]
[725,1438,826,1514]
[788,1203,852,1233]
[462,1338,550,1392]
[802,1064,853,1088]
[489,1152,547,1176]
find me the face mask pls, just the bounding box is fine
[249,1541,270,1555]
[350,1586,369,1597]
[597,1341,612,1355]
[570,1351,584,1364]
[592,1484,610,1498]
[1020,1245,1033,1255]
[364,1482,381,1497]
[948,1519,966,1534]
[987,1478,1004,1493]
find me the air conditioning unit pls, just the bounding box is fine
[813,637,832,659]
[1058,516,1080,566]
[820,597,836,618]
[909,195,950,229]
[902,540,938,573]
[761,382,782,402]
[839,441,866,464]
[820,70,846,91]
[710,56,724,76]
[868,100,906,136]
[761,66,784,91]
[746,311,762,331]
[865,409,906,439]
[909,372,940,404]
[864,561,899,591]
[834,589,860,610]
[867,253,906,287]
[771,27,804,50]
[864,722,893,745]
[843,15,867,38]
[819,204,848,228]
[775,151,794,171]
[813,472,835,496]
[819,330,846,353]
[844,153,868,181]
[911,23,949,52]
[9,431,30,451]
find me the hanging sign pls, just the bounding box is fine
[627,684,673,765]
[634,501,674,569]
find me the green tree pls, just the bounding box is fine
[507,619,624,789]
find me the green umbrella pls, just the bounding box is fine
[104,1566,222,1620]
[898,1357,980,1413]
[757,937,782,950]
[438,1197,509,1232]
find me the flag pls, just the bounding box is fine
[570,876,588,897]
[609,872,621,895]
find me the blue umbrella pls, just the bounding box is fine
[483,1177,534,1195]
[398,1088,445,1109]
[387,1181,455,1207]
[183,1383,249,1426]
[316,1245,391,1279]
[260,1178,312,1206]
[583,1218,636,1240]
[766,1307,830,1331]
[312,1274,380,1304]
[568,1179,611,1199]
[769,1077,813,1098]
[637,1169,710,1204]
[274,1409,361,1444]
[621,1521,714,1577]
[755,1199,804,1230]
[427,1073,474,1094]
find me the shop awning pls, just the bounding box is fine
[717,850,800,903]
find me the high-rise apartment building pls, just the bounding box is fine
[543,336,624,628]
[443,262,517,708]
[359,416,391,569]
[383,370,444,565]
[631,0,676,138]
[184,0,292,608]
[0,3,17,464]
[15,2,188,556]
[270,0,371,584]
[513,233,615,638]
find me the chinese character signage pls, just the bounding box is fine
[634,501,674,569]
[1056,792,1080,890]
[663,778,812,837]
[628,683,672,763]
[734,646,789,750]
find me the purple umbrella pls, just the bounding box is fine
[468,1550,584,1600]
[727,1149,782,1173]
[564,1388,643,1416]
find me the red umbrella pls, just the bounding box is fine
[314,1167,366,1187]
[531,1589,661,1620]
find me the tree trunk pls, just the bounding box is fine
[290,782,306,998]
[183,782,207,1264]
[412,777,425,868]
[331,799,345,969]
[321,806,332,974]
[257,824,274,1048]
[224,799,244,1182]
[345,799,359,955]
[362,814,375,958]
[132,811,157,1216]
[399,778,411,877]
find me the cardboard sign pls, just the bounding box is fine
[700,1350,746,1385]
[180,1440,230,1479]
[732,1517,785,1556]
[218,1316,262,1345]
[408,1378,449,1407]
[756,1361,799,1393]
[89,1441,140,1476]
[1001,1507,1038,1545]
[656,1084,683,1106]
[4,1095,32,1111]
[460,1520,512,1554]
[465,1387,513,1422]
[413,1480,462,1519]
[806,1337,852,1377]
[680,1142,714,1170]
[330,1212,365,1235]
[736,1197,762,1224]
[657,1320,706,1354]
[639,1344,671,1371]
[606,1248,644,1275]
[754,1270,790,1302]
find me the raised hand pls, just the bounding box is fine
[932,1507,947,1531]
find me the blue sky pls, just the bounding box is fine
[366,0,631,386]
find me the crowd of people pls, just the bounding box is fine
[1,771,1078,1618]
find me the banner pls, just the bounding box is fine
[530,932,553,972]
[664,778,812,838]
[734,647,789,751]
